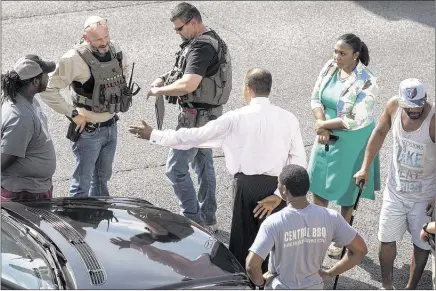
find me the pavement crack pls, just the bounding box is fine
[1,1,166,21]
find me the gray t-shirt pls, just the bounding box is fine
[1,95,56,193]
[249,203,357,289]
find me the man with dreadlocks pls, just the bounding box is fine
[1,55,57,201]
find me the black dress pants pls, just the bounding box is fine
[228,173,286,274]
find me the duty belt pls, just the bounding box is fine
[181,102,221,109]
[86,115,119,130]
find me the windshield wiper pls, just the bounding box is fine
[2,210,67,289]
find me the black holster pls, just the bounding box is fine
[66,121,81,142]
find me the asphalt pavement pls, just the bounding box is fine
[2,1,435,289]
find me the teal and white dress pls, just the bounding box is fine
[308,60,381,206]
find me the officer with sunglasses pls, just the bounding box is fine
[144,2,232,233]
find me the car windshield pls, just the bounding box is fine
[1,211,57,289]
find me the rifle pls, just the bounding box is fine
[128,62,141,96]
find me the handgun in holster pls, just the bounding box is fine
[66,116,81,142]
[178,108,198,128]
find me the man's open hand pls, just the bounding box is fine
[254,194,282,219]
[128,120,153,140]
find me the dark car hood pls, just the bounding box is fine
[1,197,246,289]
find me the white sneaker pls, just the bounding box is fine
[206,223,218,234]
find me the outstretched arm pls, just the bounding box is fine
[129,113,235,150]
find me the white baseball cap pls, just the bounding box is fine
[398,78,427,108]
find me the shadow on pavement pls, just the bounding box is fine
[215,229,230,245]
[324,275,378,290]
[354,1,435,28]
[358,256,433,290]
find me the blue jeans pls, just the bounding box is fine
[165,147,217,226]
[69,123,117,197]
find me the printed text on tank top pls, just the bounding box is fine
[389,102,435,197]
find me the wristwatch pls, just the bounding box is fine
[422,222,431,234]
[71,109,79,118]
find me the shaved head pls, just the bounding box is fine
[82,16,110,54]
[83,15,105,30]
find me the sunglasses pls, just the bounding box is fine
[174,17,193,32]
[84,18,108,30]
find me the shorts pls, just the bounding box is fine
[378,188,431,251]
[1,186,53,201]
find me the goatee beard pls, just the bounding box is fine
[91,45,109,57]
[406,112,422,119]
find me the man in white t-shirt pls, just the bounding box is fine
[246,164,368,289]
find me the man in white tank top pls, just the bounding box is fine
[354,78,435,290]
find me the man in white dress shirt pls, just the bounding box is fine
[129,68,307,275]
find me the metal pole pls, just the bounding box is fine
[332,180,365,290]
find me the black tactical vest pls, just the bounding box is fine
[164,29,232,107]
[71,43,132,114]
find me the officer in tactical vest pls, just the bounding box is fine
[146,2,232,232]
[40,16,139,197]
